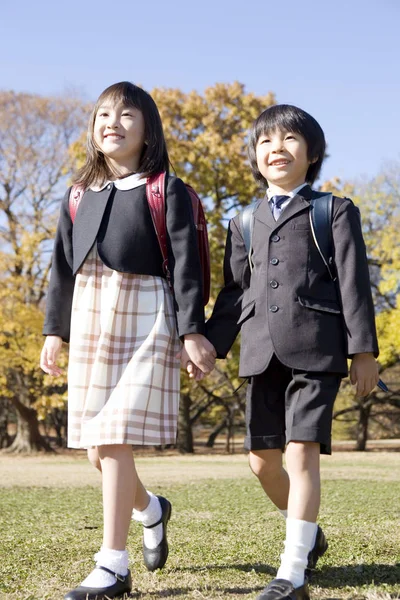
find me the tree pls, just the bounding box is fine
[0,91,88,452]
[327,166,400,448]
[151,83,275,450]
[152,82,275,297]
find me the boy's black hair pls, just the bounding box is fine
[248,104,326,187]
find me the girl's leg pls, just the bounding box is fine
[98,444,137,549]
[87,447,101,471]
[86,444,168,572]
[98,444,167,567]
[87,446,149,510]
[276,441,320,589]
[248,448,289,511]
[68,444,136,596]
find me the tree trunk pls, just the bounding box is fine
[0,399,12,448]
[177,394,194,453]
[225,412,235,454]
[51,407,68,448]
[4,394,53,453]
[206,418,227,448]
[355,400,371,451]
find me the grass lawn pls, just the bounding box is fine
[0,452,399,600]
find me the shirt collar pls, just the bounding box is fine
[90,172,146,192]
[266,183,308,201]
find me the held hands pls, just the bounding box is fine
[40,336,63,376]
[180,334,216,381]
[350,352,379,397]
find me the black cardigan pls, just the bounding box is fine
[43,175,205,342]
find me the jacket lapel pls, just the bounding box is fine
[253,197,276,229]
[254,185,313,230]
[72,187,113,273]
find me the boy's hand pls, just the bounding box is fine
[40,336,63,376]
[350,352,379,397]
[183,333,216,375]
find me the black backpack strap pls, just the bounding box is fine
[309,191,336,281]
[239,200,261,272]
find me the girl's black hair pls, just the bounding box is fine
[248,104,326,187]
[75,82,169,188]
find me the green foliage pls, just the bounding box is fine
[151,83,275,301]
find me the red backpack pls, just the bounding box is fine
[69,172,210,305]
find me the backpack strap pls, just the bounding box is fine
[145,172,171,285]
[239,200,262,271]
[309,191,336,281]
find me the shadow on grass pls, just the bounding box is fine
[146,563,400,599]
[128,585,267,598]
[174,562,400,587]
[172,562,275,575]
[316,562,400,588]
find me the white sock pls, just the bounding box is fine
[276,518,317,588]
[81,547,129,588]
[132,491,163,550]
[279,509,288,519]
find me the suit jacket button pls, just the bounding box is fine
[270,280,279,289]
[270,305,279,312]
[271,235,280,242]
[270,257,279,265]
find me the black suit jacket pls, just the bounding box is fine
[206,186,379,377]
[43,175,205,342]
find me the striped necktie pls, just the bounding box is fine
[270,195,289,220]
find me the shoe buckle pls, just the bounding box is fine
[115,573,125,582]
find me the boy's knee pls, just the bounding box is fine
[87,447,101,471]
[249,449,283,480]
[286,441,320,470]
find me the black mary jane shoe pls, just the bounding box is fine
[64,566,132,600]
[142,495,172,571]
[256,578,310,600]
[306,525,328,575]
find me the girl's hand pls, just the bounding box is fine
[177,346,206,380]
[350,352,379,397]
[183,334,216,375]
[40,336,64,376]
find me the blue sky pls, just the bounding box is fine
[1,0,399,184]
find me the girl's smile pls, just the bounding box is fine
[94,101,145,175]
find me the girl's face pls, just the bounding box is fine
[93,101,146,172]
[256,129,314,191]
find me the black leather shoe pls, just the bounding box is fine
[143,495,172,571]
[307,525,328,571]
[64,566,132,600]
[256,578,310,600]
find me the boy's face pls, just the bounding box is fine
[256,129,314,191]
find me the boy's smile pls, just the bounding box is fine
[256,129,315,194]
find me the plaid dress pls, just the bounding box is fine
[67,245,181,448]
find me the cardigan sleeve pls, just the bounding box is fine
[42,188,75,343]
[165,176,205,337]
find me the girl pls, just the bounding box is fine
[40,81,216,600]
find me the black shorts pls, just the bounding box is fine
[244,355,342,455]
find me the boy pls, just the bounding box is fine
[187,105,379,600]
